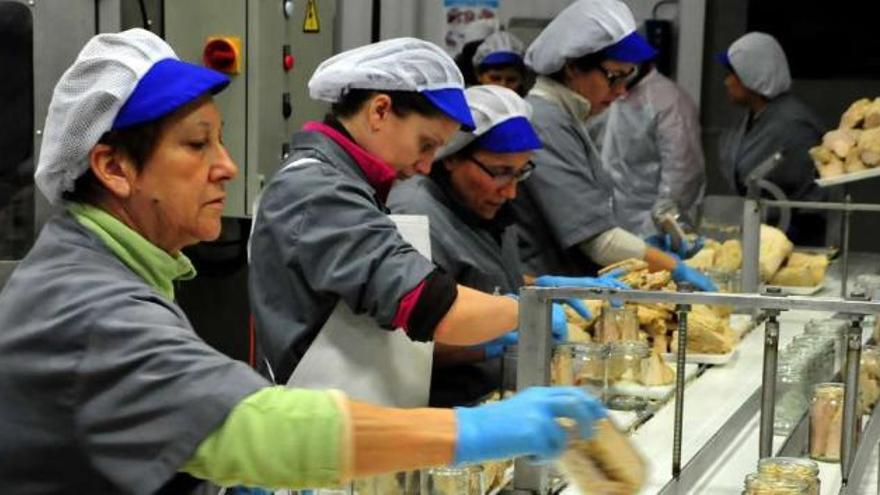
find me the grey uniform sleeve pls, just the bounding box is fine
[654,96,706,217]
[74,297,267,493]
[766,119,822,198]
[292,176,436,328]
[528,117,615,250]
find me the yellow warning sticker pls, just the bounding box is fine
[303,0,320,33]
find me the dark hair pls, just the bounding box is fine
[454,39,484,86]
[62,119,164,204]
[548,51,607,84]
[330,89,447,120]
[475,60,527,77]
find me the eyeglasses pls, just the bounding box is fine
[597,64,638,88]
[468,155,535,184]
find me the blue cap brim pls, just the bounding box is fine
[602,32,657,64]
[113,58,230,130]
[715,50,734,71]
[479,52,523,67]
[475,116,542,153]
[421,87,476,131]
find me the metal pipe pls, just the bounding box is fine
[672,302,691,477]
[742,197,762,294]
[762,199,880,213]
[842,193,852,299]
[512,289,552,494]
[841,315,864,482]
[527,287,880,315]
[759,310,781,458]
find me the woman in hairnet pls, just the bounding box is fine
[471,31,529,95]
[249,38,603,407]
[0,29,604,493]
[511,0,717,291]
[388,85,627,406]
[717,32,827,246]
[591,55,706,238]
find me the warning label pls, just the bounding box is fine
[303,0,320,33]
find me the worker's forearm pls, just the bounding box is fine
[644,246,678,272]
[433,342,489,367]
[349,400,456,477]
[433,285,518,345]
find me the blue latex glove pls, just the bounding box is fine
[534,269,630,290]
[453,387,607,464]
[646,233,705,260]
[671,258,719,292]
[482,330,519,359]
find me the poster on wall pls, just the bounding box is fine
[443,0,499,56]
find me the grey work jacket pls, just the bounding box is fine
[0,212,266,494]
[249,131,435,384]
[387,173,521,406]
[720,92,826,202]
[512,93,611,276]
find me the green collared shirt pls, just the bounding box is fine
[68,202,195,300]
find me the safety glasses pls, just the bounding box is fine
[597,64,638,88]
[468,155,535,184]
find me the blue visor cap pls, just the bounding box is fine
[480,52,524,67]
[602,31,657,63]
[421,87,476,131]
[475,116,543,153]
[113,58,230,130]
[715,50,734,72]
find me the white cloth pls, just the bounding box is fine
[727,32,791,99]
[525,0,638,75]
[287,215,434,408]
[472,31,525,67]
[35,28,176,205]
[309,37,464,102]
[461,18,500,45]
[578,227,646,267]
[437,85,532,159]
[592,68,706,236]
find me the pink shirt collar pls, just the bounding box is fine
[302,121,397,201]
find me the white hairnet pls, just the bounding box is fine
[309,37,465,102]
[525,0,637,75]
[461,18,501,45]
[728,32,791,99]
[35,28,176,205]
[437,85,535,159]
[472,31,525,68]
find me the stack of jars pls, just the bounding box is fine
[774,332,835,435]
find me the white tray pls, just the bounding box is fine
[762,283,824,296]
[815,166,880,187]
[663,348,738,365]
[608,363,699,400]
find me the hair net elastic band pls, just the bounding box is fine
[113,58,230,129]
[421,88,476,130]
[474,116,542,153]
[600,31,656,63]
[479,52,523,67]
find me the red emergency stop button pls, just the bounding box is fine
[283,44,294,72]
[203,36,242,75]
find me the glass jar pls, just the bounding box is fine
[422,465,484,495]
[597,305,639,343]
[606,341,650,410]
[503,344,607,395]
[743,472,810,495]
[352,472,417,495]
[707,268,741,294]
[804,319,847,374]
[791,335,835,385]
[809,383,844,462]
[757,457,820,495]
[774,359,809,436]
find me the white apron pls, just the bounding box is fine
[286,213,435,408]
